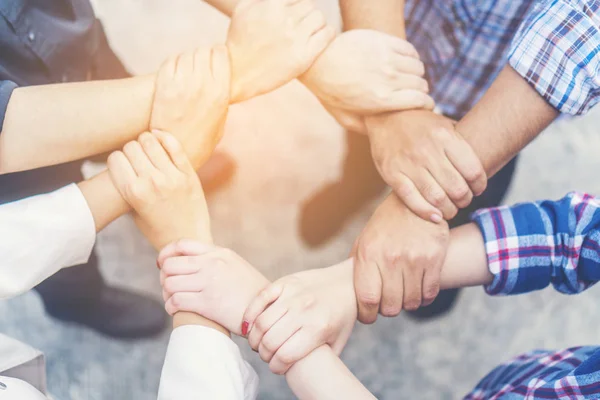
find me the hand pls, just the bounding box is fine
[242,263,356,374]
[301,29,434,115]
[150,45,230,168]
[366,110,487,221]
[227,0,335,103]
[157,241,270,335]
[352,194,449,324]
[107,131,210,249]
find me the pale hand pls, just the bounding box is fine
[158,241,270,335]
[150,46,230,168]
[301,29,434,117]
[242,263,356,374]
[352,194,449,324]
[366,110,487,222]
[227,0,335,103]
[107,131,210,250]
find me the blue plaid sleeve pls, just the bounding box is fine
[0,80,17,133]
[471,192,600,296]
[508,0,600,115]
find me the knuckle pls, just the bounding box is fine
[423,284,440,302]
[380,305,402,317]
[403,300,421,311]
[426,189,447,208]
[357,291,381,308]
[277,351,296,367]
[449,185,471,201]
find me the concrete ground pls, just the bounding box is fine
[2,1,600,399]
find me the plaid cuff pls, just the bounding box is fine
[471,203,553,296]
[0,80,18,132]
[508,0,600,115]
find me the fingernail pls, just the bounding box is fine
[241,321,249,336]
[156,260,161,269]
[430,213,443,223]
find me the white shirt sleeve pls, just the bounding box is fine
[0,376,48,400]
[158,326,259,400]
[0,184,96,299]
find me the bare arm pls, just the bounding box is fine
[0,75,155,174]
[339,0,406,37]
[457,65,558,178]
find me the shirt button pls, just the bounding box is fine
[28,31,35,41]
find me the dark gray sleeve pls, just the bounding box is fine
[0,80,18,133]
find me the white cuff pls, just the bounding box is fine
[158,325,258,400]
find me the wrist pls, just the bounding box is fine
[173,311,230,337]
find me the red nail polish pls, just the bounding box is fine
[156,260,161,269]
[241,321,249,336]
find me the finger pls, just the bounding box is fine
[138,132,179,174]
[156,56,178,84]
[243,284,284,336]
[210,44,231,97]
[306,25,335,61]
[106,151,138,190]
[388,173,443,223]
[388,90,435,111]
[258,312,301,364]
[421,266,441,307]
[428,157,473,209]
[390,73,429,93]
[445,136,488,197]
[402,262,424,311]
[379,258,404,317]
[122,140,157,178]
[162,288,169,302]
[290,0,316,21]
[162,256,203,277]
[299,9,326,36]
[417,170,458,220]
[165,292,202,315]
[268,330,314,374]
[247,302,288,350]
[393,55,426,77]
[353,255,383,324]
[388,37,419,58]
[157,240,216,267]
[175,50,195,79]
[163,274,204,295]
[153,130,195,175]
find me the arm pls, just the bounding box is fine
[0,76,155,174]
[339,0,406,37]
[242,192,600,375]
[0,0,335,174]
[158,243,376,400]
[457,65,558,177]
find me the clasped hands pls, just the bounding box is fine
[105,0,490,381]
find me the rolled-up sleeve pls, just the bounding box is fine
[471,192,600,296]
[0,80,18,132]
[508,0,600,115]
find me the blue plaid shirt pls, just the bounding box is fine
[465,193,600,398]
[405,0,600,119]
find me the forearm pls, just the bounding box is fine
[457,65,558,178]
[286,345,375,400]
[339,0,406,37]
[0,75,155,174]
